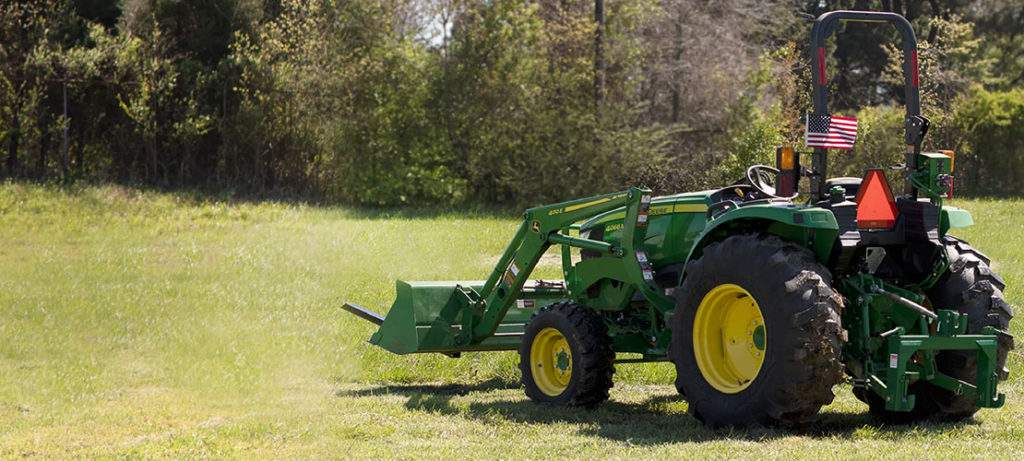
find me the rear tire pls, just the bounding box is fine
[855,236,1015,422]
[519,302,615,407]
[671,234,845,428]
[919,236,1015,419]
[853,383,940,424]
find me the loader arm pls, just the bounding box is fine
[469,187,669,343]
[351,187,672,356]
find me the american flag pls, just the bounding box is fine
[805,114,858,149]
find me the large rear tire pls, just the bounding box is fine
[852,383,940,424]
[671,234,845,428]
[519,302,615,407]
[920,236,1014,419]
[855,236,1015,422]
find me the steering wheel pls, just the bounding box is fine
[745,165,792,199]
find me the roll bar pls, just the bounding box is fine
[808,10,928,200]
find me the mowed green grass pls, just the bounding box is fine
[1,182,1022,459]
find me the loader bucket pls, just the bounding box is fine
[365,280,537,355]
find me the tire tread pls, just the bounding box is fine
[671,234,845,428]
[519,302,615,407]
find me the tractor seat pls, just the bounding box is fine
[825,177,862,201]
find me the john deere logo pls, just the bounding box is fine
[531,220,541,233]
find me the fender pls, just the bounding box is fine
[679,204,840,287]
[940,206,973,235]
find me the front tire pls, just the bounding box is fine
[671,234,845,428]
[519,302,614,407]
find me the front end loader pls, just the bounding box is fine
[343,10,1014,428]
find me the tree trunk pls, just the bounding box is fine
[37,116,48,179]
[594,0,605,104]
[7,111,18,176]
[671,12,684,123]
[74,102,84,176]
[149,133,159,184]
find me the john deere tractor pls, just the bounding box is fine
[343,10,1014,427]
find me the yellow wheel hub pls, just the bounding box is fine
[693,284,766,393]
[530,327,573,396]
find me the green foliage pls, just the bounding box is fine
[713,49,792,185]
[1,1,1023,201]
[883,14,985,158]
[968,0,1024,92]
[437,1,673,205]
[826,86,1024,197]
[890,15,990,107]
[430,0,546,204]
[0,0,260,184]
[953,86,1024,195]
[716,114,783,185]
[876,13,1024,196]
[230,0,673,206]
[829,105,905,179]
[232,0,462,204]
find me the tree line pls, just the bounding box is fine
[1,0,1022,205]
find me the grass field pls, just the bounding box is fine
[1,182,1023,459]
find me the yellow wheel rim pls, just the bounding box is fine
[530,327,573,396]
[693,284,766,394]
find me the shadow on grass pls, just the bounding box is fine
[337,378,514,398]
[337,381,977,444]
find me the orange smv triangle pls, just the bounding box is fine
[854,169,899,229]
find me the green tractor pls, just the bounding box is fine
[343,10,1014,427]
